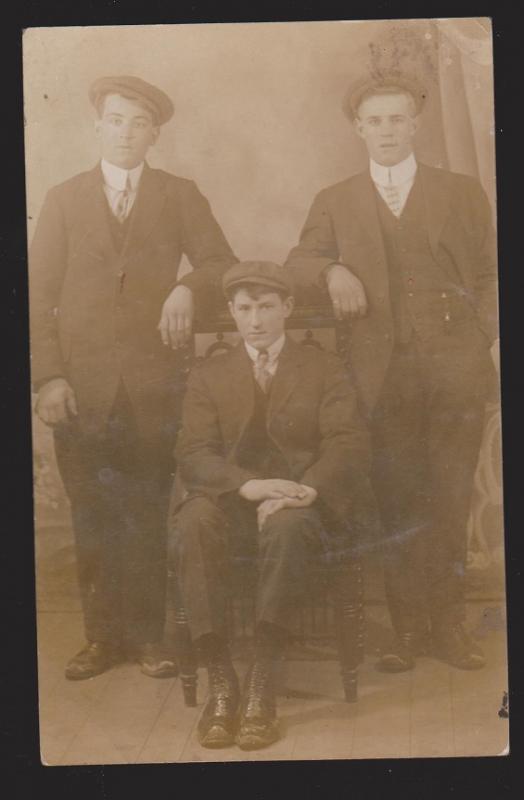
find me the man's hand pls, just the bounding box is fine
[256,485,318,531]
[35,378,77,426]
[239,479,308,503]
[326,264,368,320]
[158,285,194,349]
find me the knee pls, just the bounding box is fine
[169,496,224,561]
[261,507,319,552]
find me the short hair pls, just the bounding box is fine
[95,92,158,125]
[355,86,418,119]
[343,72,427,121]
[227,282,292,303]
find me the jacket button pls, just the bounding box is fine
[407,292,414,298]
[441,292,447,299]
[384,333,391,341]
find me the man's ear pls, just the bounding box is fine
[283,296,295,318]
[354,118,365,140]
[227,300,234,318]
[94,119,102,139]
[410,115,420,136]
[151,126,160,145]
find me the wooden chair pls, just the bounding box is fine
[168,304,365,706]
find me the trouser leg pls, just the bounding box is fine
[372,333,490,635]
[422,332,489,627]
[54,421,124,643]
[118,444,172,645]
[371,343,430,635]
[256,506,324,629]
[172,497,327,639]
[54,383,174,645]
[171,495,232,642]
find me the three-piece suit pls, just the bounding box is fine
[170,336,372,641]
[29,162,237,645]
[285,163,498,634]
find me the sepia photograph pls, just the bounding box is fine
[23,18,507,764]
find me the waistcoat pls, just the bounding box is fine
[375,176,462,343]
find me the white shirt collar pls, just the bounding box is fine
[101,159,145,191]
[244,333,286,365]
[369,153,417,187]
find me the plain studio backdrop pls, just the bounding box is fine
[23,20,502,572]
[22,20,456,272]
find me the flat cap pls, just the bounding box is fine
[89,75,174,125]
[222,261,294,297]
[343,70,427,121]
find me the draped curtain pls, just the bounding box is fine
[437,18,496,211]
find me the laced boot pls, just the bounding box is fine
[236,658,280,750]
[197,639,240,748]
[432,622,485,670]
[377,630,430,673]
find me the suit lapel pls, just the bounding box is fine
[121,163,168,263]
[341,171,389,295]
[224,342,256,441]
[351,172,386,250]
[267,337,305,423]
[76,164,118,263]
[345,165,452,274]
[418,164,452,260]
[223,337,305,442]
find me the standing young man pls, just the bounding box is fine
[285,72,499,672]
[171,261,371,749]
[30,76,238,680]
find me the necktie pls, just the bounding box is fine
[114,174,132,223]
[383,168,402,217]
[254,349,272,393]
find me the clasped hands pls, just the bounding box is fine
[238,479,318,531]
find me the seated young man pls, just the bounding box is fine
[171,261,371,751]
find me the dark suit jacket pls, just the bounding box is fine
[29,162,238,439]
[175,337,372,524]
[285,164,498,413]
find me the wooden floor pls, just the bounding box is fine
[36,602,508,765]
[34,523,509,764]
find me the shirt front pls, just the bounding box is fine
[244,333,286,378]
[101,159,145,220]
[369,153,417,218]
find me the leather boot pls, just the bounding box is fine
[65,641,123,680]
[197,655,240,748]
[377,630,430,673]
[432,622,486,670]
[236,659,280,750]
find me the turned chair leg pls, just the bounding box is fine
[173,605,198,707]
[333,558,365,703]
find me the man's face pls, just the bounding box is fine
[355,92,418,166]
[95,93,159,169]
[228,288,294,350]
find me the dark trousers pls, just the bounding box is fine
[53,383,174,645]
[370,327,491,634]
[171,493,340,642]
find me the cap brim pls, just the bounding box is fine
[223,277,292,294]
